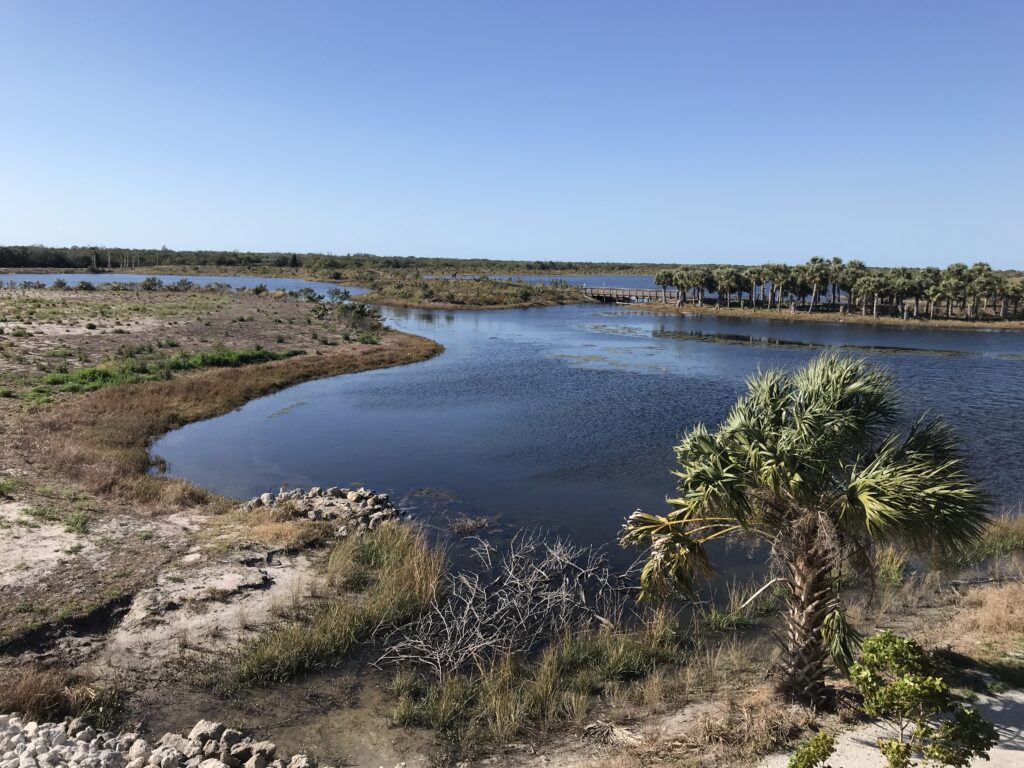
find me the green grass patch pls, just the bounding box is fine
[32,345,304,395]
[64,511,90,534]
[697,579,781,633]
[223,523,444,689]
[24,505,63,523]
[0,475,20,498]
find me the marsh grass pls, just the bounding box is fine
[682,685,814,760]
[224,523,444,689]
[873,544,910,586]
[390,611,678,746]
[0,475,21,497]
[33,345,302,396]
[34,332,440,505]
[365,276,586,309]
[950,511,1024,567]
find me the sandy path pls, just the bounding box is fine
[759,689,1024,767]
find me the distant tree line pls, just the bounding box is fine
[0,245,669,276]
[654,257,1024,321]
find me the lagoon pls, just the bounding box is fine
[152,302,1024,557]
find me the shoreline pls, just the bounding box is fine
[7,267,1022,329]
[361,293,592,311]
[0,284,443,649]
[629,299,1024,332]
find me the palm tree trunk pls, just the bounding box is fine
[783,550,833,709]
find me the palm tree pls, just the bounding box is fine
[840,260,868,311]
[654,270,675,304]
[805,256,830,313]
[622,356,987,709]
[713,267,735,308]
[673,268,692,306]
[828,257,844,307]
[926,284,945,320]
[741,267,759,309]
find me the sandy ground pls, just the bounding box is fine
[0,501,98,589]
[89,545,319,678]
[759,689,1024,767]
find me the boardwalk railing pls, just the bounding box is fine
[582,286,679,304]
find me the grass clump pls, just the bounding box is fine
[63,510,90,534]
[0,666,125,730]
[951,511,1024,567]
[224,522,444,688]
[390,612,678,746]
[0,475,20,497]
[698,579,781,633]
[873,544,910,586]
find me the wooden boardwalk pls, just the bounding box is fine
[582,286,679,303]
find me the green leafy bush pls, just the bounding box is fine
[793,631,998,768]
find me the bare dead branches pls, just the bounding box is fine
[379,530,629,679]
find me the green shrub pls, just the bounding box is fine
[848,631,998,768]
[788,731,835,768]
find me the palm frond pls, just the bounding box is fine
[620,509,720,599]
[821,605,862,676]
[842,418,989,553]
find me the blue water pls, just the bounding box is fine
[152,303,1024,556]
[0,272,367,296]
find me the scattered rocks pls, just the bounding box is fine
[244,487,404,534]
[0,715,368,768]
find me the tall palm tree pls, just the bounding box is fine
[805,256,830,313]
[654,270,675,304]
[713,267,735,308]
[622,356,987,709]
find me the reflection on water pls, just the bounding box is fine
[648,328,975,357]
[152,303,1024,563]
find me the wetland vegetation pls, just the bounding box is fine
[0,271,1022,768]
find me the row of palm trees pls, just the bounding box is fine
[654,258,1024,320]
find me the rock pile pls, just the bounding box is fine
[0,715,408,768]
[244,486,406,536]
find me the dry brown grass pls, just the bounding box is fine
[951,582,1024,647]
[22,331,439,507]
[0,665,123,728]
[216,505,331,552]
[681,684,814,761]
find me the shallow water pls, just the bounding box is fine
[152,303,1024,560]
[0,271,366,296]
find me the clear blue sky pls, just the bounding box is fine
[1,1,1021,268]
